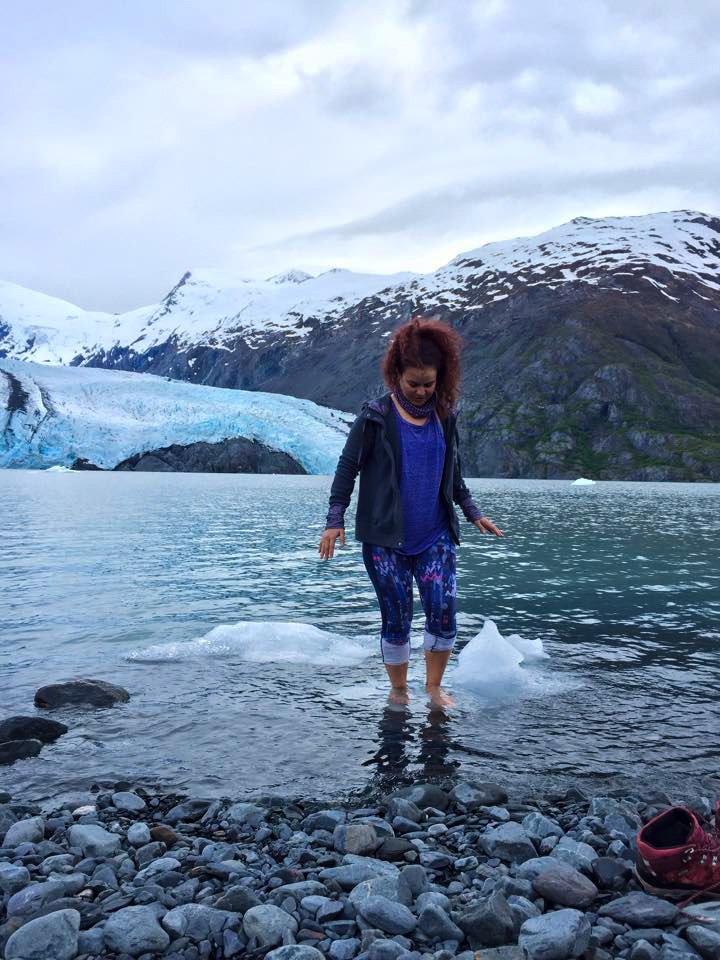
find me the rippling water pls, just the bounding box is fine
[2,471,719,804]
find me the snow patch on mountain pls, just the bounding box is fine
[364,210,720,321]
[1,210,718,368]
[0,358,352,472]
[0,265,417,365]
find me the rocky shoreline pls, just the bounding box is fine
[2,778,720,960]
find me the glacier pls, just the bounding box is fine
[0,358,353,472]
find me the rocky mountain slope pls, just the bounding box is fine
[2,211,719,480]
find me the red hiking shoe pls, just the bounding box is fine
[635,802,720,904]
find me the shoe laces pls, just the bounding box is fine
[677,806,720,910]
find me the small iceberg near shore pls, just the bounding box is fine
[571,477,595,485]
[452,619,549,697]
[128,620,375,666]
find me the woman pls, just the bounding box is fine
[319,316,503,706]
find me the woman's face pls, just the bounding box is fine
[398,365,437,405]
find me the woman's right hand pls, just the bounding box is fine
[319,527,346,560]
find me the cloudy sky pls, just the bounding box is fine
[2,0,719,311]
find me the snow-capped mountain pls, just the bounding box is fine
[0,266,417,365]
[2,210,719,480]
[0,359,352,472]
[1,211,718,370]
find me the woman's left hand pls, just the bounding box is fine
[473,516,504,537]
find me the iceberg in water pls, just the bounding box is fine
[571,477,595,485]
[127,621,375,666]
[453,619,548,694]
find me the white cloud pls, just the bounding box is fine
[571,81,623,116]
[0,0,718,311]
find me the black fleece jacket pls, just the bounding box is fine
[325,393,483,549]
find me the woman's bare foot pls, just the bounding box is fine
[425,684,456,708]
[388,685,411,706]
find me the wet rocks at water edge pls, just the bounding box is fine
[0,717,69,767]
[0,679,129,769]
[33,678,131,709]
[0,780,715,960]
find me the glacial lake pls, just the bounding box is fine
[2,471,719,807]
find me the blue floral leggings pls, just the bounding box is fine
[362,529,457,665]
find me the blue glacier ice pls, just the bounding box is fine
[0,358,352,472]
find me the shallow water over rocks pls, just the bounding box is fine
[2,472,719,804]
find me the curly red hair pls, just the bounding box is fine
[382,315,464,419]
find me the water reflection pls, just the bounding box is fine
[363,700,461,786]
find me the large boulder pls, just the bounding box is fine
[355,895,417,935]
[320,856,399,890]
[164,799,213,824]
[333,822,381,855]
[7,880,67,918]
[243,904,298,947]
[481,821,537,864]
[112,791,146,813]
[34,678,130,708]
[33,897,104,930]
[549,836,599,874]
[161,904,234,941]
[348,874,413,908]
[456,890,516,948]
[0,864,30,895]
[0,740,43,765]
[597,891,678,927]
[416,903,464,943]
[67,823,121,857]
[532,864,598,908]
[266,948,325,960]
[3,816,45,847]
[226,802,265,828]
[302,809,346,833]
[519,908,592,959]
[521,812,564,842]
[0,716,68,743]
[449,781,509,809]
[389,784,450,810]
[103,905,170,955]
[4,908,80,960]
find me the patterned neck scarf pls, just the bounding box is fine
[393,388,437,418]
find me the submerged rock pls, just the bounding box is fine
[34,678,130,708]
[0,716,68,743]
[0,739,43,765]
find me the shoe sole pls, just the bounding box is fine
[633,866,720,902]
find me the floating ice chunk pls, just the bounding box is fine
[128,620,375,666]
[453,619,548,693]
[505,631,549,662]
[571,477,595,485]
[45,464,73,472]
